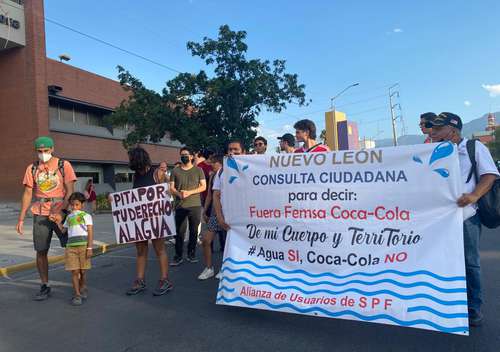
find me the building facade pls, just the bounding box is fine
[324,110,359,151]
[0,0,181,200]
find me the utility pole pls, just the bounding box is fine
[389,84,402,147]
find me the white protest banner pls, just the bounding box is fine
[216,142,469,335]
[110,183,175,244]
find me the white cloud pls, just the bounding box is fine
[393,28,403,33]
[283,124,292,132]
[464,100,471,107]
[482,84,500,97]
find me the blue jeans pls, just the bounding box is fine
[463,214,482,311]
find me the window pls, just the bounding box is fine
[76,172,99,184]
[88,112,103,127]
[74,110,88,125]
[114,173,134,183]
[49,105,59,121]
[59,106,74,123]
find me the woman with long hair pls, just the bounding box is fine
[126,147,173,296]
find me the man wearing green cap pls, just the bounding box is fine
[16,136,77,301]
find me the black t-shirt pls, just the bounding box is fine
[133,167,157,189]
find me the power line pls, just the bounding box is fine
[348,105,388,117]
[336,94,387,109]
[45,18,183,74]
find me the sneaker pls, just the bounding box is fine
[126,279,146,296]
[34,284,51,301]
[215,272,222,280]
[152,279,173,296]
[71,296,83,306]
[170,256,183,267]
[469,309,483,327]
[198,267,215,280]
[80,288,88,300]
[186,255,199,263]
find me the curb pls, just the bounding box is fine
[0,243,126,278]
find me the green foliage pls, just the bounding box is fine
[107,25,308,151]
[96,193,111,211]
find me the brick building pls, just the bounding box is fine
[0,0,181,201]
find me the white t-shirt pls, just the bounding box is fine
[63,210,93,246]
[458,138,499,220]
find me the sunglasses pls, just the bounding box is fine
[254,143,265,147]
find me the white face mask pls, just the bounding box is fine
[38,152,52,163]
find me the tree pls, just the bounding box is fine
[487,126,500,161]
[108,25,308,150]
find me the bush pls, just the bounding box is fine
[96,193,111,211]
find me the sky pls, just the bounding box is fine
[44,0,500,149]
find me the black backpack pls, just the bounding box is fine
[466,140,500,228]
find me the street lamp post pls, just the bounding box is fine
[329,83,359,150]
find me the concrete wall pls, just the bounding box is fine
[0,0,48,200]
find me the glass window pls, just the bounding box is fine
[49,105,59,121]
[76,172,99,184]
[114,173,134,183]
[59,106,74,123]
[74,109,88,125]
[88,112,103,127]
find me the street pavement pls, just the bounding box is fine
[0,213,117,268]
[0,226,499,352]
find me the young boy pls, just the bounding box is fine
[55,192,94,305]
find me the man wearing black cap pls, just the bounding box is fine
[419,112,436,143]
[426,112,499,326]
[278,133,296,153]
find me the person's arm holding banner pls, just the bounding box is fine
[457,174,496,207]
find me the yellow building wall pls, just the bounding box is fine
[325,110,346,150]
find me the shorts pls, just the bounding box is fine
[33,215,67,252]
[65,246,91,271]
[207,215,223,233]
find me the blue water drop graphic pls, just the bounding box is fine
[226,157,239,172]
[433,168,450,178]
[242,165,249,171]
[229,176,238,184]
[412,155,423,164]
[429,142,454,165]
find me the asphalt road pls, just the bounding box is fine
[1,228,500,352]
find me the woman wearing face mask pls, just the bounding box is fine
[16,136,77,301]
[126,147,173,297]
[169,147,207,266]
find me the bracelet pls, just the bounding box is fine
[86,247,93,250]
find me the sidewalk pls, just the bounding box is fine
[0,213,122,277]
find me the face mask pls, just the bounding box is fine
[38,152,52,163]
[180,155,190,164]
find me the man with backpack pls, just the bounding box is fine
[426,112,499,326]
[16,136,77,301]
